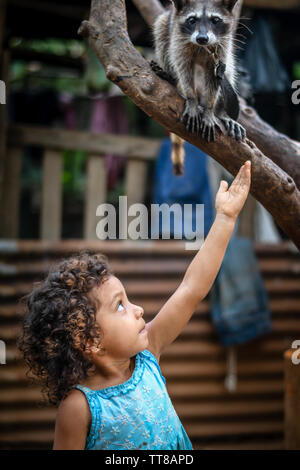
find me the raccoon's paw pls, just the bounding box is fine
[150,61,177,86]
[221,118,246,141]
[180,98,202,134]
[199,110,223,143]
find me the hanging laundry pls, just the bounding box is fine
[59,93,128,191]
[90,95,128,191]
[152,138,214,239]
[238,14,290,94]
[210,236,272,347]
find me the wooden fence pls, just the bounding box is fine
[0,240,299,449]
[4,124,162,240]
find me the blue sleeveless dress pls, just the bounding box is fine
[73,349,193,450]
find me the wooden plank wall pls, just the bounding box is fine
[0,240,299,450]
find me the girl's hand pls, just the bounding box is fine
[215,160,251,221]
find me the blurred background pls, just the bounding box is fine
[0,0,300,450]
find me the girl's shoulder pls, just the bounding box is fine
[58,388,91,418]
[53,389,91,449]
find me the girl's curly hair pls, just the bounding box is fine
[17,251,112,405]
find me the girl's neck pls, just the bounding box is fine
[82,355,136,391]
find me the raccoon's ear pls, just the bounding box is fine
[223,0,239,12]
[172,0,187,12]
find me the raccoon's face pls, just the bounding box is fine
[174,0,237,47]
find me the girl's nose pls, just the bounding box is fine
[135,305,144,318]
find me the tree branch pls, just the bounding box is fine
[132,0,164,26]
[239,100,300,190]
[79,0,300,249]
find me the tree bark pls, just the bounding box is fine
[79,0,300,249]
[239,100,300,190]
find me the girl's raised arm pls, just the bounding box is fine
[146,161,251,361]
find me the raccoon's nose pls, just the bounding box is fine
[196,34,209,45]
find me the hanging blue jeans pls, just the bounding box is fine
[210,236,272,346]
[152,138,214,238]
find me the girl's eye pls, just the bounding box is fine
[117,301,125,312]
[211,16,221,24]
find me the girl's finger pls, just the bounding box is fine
[242,161,251,182]
[231,164,245,188]
[244,161,251,172]
[240,161,251,177]
[231,161,250,192]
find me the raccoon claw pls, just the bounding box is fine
[199,111,222,143]
[185,114,201,134]
[201,123,216,142]
[221,118,246,141]
[180,99,202,134]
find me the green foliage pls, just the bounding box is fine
[9,38,112,95]
[83,44,112,94]
[293,62,300,80]
[9,37,85,58]
[62,149,87,198]
[21,149,42,191]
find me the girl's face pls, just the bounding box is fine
[91,275,149,358]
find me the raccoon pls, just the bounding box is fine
[153,0,246,175]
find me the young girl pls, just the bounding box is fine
[18,161,251,450]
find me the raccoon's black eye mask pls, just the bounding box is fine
[211,16,222,24]
[187,17,196,26]
[181,17,197,34]
[184,15,224,30]
[183,16,198,32]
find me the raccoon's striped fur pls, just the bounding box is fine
[153,0,246,175]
